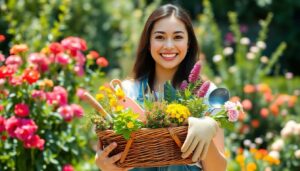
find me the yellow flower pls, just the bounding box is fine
[115,88,125,100]
[246,162,257,171]
[114,105,124,112]
[98,86,106,91]
[165,103,190,122]
[263,155,280,165]
[96,93,105,101]
[127,122,134,129]
[110,98,118,107]
[236,154,245,166]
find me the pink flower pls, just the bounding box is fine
[179,80,188,90]
[242,99,252,110]
[71,104,84,118]
[29,53,50,72]
[5,116,20,137]
[31,90,46,101]
[196,81,210,97]
[5,55,23,68]
[76,88,87,100]
[188,61,201,83]
[74,51,86,66]
[62,164,74,171]
[46,86,68,106]
[57,105,74,122]
[227,109,239,122]
[61,37,87,56]
[9,75,23,86]
[0,116,5,132]
[15,118,38,141]
[55,53,70,65]
[0,53,5,62]
[14,103,30,117]
[74,65,84,77]
[23,134,45,150]
[224,101,236,110]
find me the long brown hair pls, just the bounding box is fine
[132,4,199,89]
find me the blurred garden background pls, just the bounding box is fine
[0,0,300,170]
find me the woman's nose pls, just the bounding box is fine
[164,39,174,49]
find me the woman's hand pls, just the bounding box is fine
[95,142,133,171]
[181,117,218,162]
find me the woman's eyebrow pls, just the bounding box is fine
[153,31,185,34]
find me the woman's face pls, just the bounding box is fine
[150,15,188,73]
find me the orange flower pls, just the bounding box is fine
[96,57,109,67]
[260,108,269,118]
[269,104,279,116]
[230,96,241,102]
[242,99,252,110]
[246,162,257,171]
[22,68,40,84]
[87,50,99,59]
[288,95,297,107]
[244,84,256,94]
[251,119,260,128]
[10,44,29,54]
[257,83,271,94]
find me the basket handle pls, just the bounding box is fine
[168,128,183,148]
[120,133,135,163]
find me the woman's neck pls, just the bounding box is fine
[153,65,177,92]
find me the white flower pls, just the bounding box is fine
[240,37,250,45]
[228,66,237,73]
[255,137,263,144]
[246,52,255,60]
[250,46,260,53]
[212,54,222,63]
[256,41,266,49]
[266,132,274,139]
[260,56,269,63]
[250,143,256,149]
[294,89,300,96]
[294,124,300,135]
[294,150,300,159]
[285,72,293,79]
[243,139,251,147]
[271,139,284,151]
[223,47,233,56]
[281,127,293,138]
[269,151,280,159]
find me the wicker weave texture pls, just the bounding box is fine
[97,126,193,168]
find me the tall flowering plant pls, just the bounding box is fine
[0,36,108,170]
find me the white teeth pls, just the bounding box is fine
[161,53,176,58]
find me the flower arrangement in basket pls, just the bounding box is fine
[84,61,243,168]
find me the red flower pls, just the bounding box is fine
[96,57,109,67]
[15,118,38,141]
[10,44,29,55]
[62,164,74,171]
[61,37,87,56]
[14,103,30,117]
[0,34,5,42]
[49,42,64,54]
[0,65,15,79]
[22,68,40,84]
[23,134,45,150]
[57,105,74,122]
[0,116,5,133]
[5,116,20,138]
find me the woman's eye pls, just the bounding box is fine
[174,35,183,40]
[155,35,164,40]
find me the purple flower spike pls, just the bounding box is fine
[188,61,202,83]
[196,81,210,97]
[180,80,188,90]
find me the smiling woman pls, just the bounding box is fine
[95,4,227,171]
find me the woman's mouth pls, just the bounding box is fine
[160,53,178,61]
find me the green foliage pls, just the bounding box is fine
[113,109,144,140]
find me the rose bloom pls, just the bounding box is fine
[15,118,38,141]
[244,84,256,94]
[227,109,239,122]
[10,44,29,55]
[70,104,84,118]
[49,42,64,54]
[0,116,6,132]
[14,103,30,117]
[23,134,45,150]
[242,99,252,110]
[57,105,74,122]
[5,116,20,137]
[22,68,40,84]
[62,164,74,171]
[96,57,109,67]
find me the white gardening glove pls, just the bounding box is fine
[181,116,218,162]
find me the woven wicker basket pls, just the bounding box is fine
[96,126,193,168]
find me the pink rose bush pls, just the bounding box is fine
[0,36,108,170]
